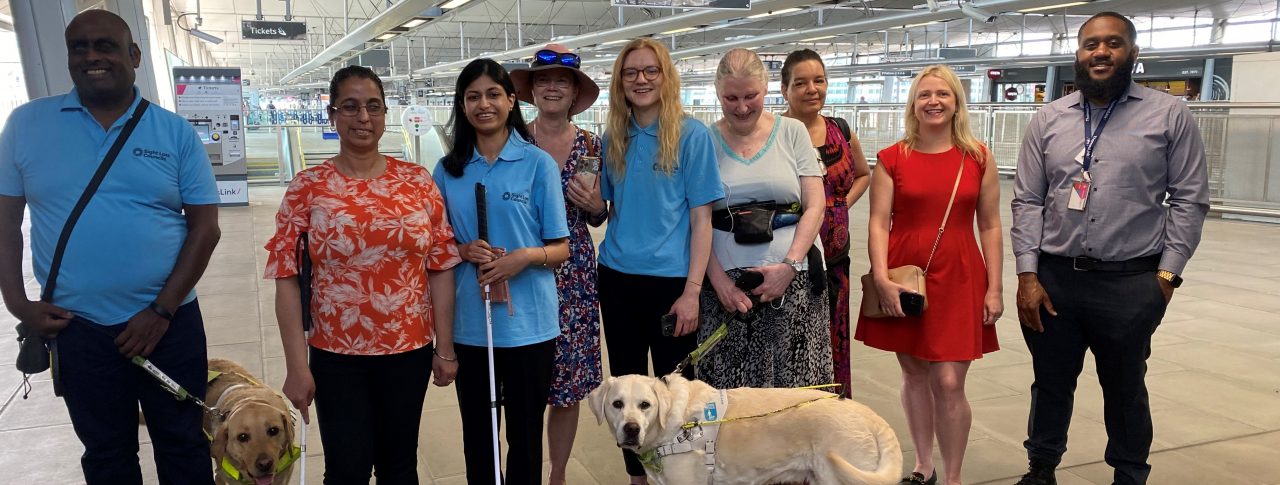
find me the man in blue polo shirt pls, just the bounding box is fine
[0,10,220,484]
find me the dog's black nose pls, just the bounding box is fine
[623,422,640,437]
[255,457,274,473]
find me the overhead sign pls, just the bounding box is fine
[881,69,913,77]
[611,0,750,10]
[241,20,307,41]
[950,65,975,73]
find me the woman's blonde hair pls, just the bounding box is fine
[714,48,769,92]
[606,38,684,179]
[901,64,986,165]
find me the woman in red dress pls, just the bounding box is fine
[855,65,1004,485]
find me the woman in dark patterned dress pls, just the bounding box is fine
[780,49,872,396]
[511,44,604,485]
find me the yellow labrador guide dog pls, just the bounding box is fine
[205,358,300,485]
[589,374,902,485]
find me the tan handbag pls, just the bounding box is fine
[860,154,965,319]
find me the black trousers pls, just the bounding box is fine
[455,339,556,485]
[597,264,697,477]
[59,300,212,485]
[1021,256,1169,485]
[311,344,433,485]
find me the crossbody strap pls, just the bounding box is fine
[922,152,965,274]
[41,98,151,303]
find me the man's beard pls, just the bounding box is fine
[1074,54,1135,102]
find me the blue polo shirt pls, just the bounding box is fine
[598,116,724,277]
[0,88,219,324]
[433,131,569,348]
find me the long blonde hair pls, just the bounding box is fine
[606,38,684,179]
[901,65,986,165]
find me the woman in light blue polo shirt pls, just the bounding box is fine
[432,58,570,485]
[594,38,725,484]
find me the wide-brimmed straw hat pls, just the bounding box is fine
[510,44,600,116]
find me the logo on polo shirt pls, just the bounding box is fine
[651,162,681,173]
[502,191,530,205]
[133,147,173,162]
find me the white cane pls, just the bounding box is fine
[476,183,504,484]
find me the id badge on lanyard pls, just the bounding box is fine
[1070,97,1120,211]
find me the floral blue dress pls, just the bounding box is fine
[544,127,604,406]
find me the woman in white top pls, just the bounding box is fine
[696,48,832,389]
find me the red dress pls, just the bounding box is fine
[854,144,998,361]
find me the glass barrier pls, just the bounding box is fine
[245,102,1280,216]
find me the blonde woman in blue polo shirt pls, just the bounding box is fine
[432,58,570,485]
[595,38,725,485]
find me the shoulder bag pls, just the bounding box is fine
[859,151,965,319]
[15,98,151,397]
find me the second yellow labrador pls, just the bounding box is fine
[206,358,298,485]
[589,374,902,485]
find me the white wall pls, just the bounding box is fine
[1229,51,1280,103]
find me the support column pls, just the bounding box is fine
[1202,18,1226,101]
[1045,64,1058,102]
[11,0,77,100]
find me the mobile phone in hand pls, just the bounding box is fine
[900,292,924,316]
[735,271,764,291]
[660,313,677,337]
[575,156,600,188]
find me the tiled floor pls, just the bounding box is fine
[2,180,1279,484]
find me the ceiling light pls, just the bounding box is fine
[190,28,223,45]
[802,35,837,42]
[440,0,471,9]
[747,8,801,19]
[1019,1,1089,12]
[905,21,938,28]
[375,33,398,41]
[399,18,429,29]
[599,39,630,46]
[661,27,697,35]
[959,3,998,23]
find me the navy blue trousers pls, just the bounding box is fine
[58,300,212,485]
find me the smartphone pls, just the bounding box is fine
[660,313,677,337]
[735,271,764,291]
[575,156,601,188]
[900,292,925,316]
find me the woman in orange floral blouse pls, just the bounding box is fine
[264,66,462,483]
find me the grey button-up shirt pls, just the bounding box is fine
[1011,82,1210,275]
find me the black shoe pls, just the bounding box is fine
[900,470,937,485]
[1014,461,1057,485]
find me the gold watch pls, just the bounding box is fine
[1156,270,1183,288]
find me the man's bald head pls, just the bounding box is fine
[65,9,141,109]
[66,9,134,45]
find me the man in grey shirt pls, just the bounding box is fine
[1010,12,1209,485]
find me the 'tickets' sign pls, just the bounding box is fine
[241,20,307,41]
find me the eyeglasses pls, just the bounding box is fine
[621,66,661,82]
[534,50,580,69]
[532,76,573,89]
[331,103,386,117]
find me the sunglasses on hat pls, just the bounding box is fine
[534,49,580,69]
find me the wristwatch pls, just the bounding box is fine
[1156,270,1183,288]
[781,258,803,274]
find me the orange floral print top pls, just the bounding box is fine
[264,157,461,355]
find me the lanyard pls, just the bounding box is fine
[1081,95,1121,173]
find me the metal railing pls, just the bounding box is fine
[246,102,1280,218]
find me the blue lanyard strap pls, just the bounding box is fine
[1082,95,1122,173]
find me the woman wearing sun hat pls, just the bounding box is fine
[511,44,604,485]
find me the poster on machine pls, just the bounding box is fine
[173,66,248,206]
